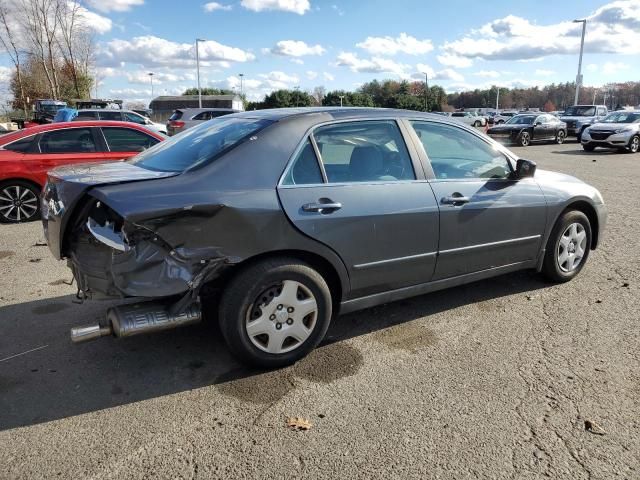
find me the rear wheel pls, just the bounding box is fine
[0,180,41,224]
[518,131,531,147]
[627,134,640,153]
[582,144,596,152]
[218,258,332,368]
[473,120,481,127]
[555,130,566,144]
[542,210,591,283]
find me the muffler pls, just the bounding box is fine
[70,301,202,343]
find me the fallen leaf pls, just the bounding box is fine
[287,417,313,431]
[29,258,41,263]
[584,419,606,435]
[32,241,47,247]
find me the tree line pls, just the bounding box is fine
[243,79,640,112]
[1,0,95,117]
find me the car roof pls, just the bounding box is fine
[0,121,163,144]
[231,107,467,121]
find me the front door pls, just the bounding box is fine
[408,120,547,280]
[277,120,440,299]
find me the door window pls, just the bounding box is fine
[313,121,415,183]
[4,135,36,153]
[39,128,97,153]
[282,139,323,185]
[123,112,147,124]
[597,107,606,116]
[192,111,212,121]
[99,111,123,121]
[410,121,512,180]
[102,127,159,152]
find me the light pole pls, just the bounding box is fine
[195,38,205,108]
[148,72,154,100]
[573,19,587,105]
[424,72,429,112]
[339,95,344,107]
[239,73,244,97]
[495,86,500,111]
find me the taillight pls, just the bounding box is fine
[170,121,185,128]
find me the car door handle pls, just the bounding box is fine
[441,195,470,205]
[302,201,342,212]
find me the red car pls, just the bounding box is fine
[0,121,164,223]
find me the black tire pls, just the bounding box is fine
[577,129,585,143]
[0,180,41,224]
[473,120,481,127]
[497,120,505,124]
[582,144,596,152]
[627,134,639,153]
[555,130,566,144]
[542,210,592,283]
[518,131,531,147]
[218,257,332,368]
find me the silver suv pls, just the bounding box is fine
[560,105,608,140]
[581,111,640,153]
[166,108,239,136]
[76,109,167,135]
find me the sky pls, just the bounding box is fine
[1,0,639,105]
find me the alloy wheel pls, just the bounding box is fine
[520,132,530,146]
[629,135,640,153]
[556,131,566,144]
[245,280,318,354]
[0,184,39,223]
[557,222,587,273]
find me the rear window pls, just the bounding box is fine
[129,117,272,172]
[169,110,183,121]
[99,111,122,121]
[4,135,36,153]
[76,111,98,120]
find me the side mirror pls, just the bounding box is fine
[515,158,536,178]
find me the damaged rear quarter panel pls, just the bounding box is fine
[85,113,351,298]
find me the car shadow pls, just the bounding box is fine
[550,149,624,156]
[0,270,549,431]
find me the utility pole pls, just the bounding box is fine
[424,72,429,112]
[239,73,244,97]
[339,95,344,107]
[148,72,154,100]
[195,38,205,108]
[573,19,587,105]
[495,87,500,111]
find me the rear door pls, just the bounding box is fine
[277,119,440,299]
[408,120,547,280]
[31,127,105,184]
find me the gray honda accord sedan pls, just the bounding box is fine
[41,108,606,367]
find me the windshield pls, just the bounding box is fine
[506,115,536,125]
[600,112,640,123]
[564,106,596,116]
[129,117,272,172]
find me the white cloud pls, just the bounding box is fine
[290,58,304,65]
[436,53,473,68]
[474,70,500,78]
[331,4,345,16]
[416,64,465,82]
[601,61,630,75]
[240,0,310,15]
[0,66,12,83]
[76,6,113,34]
[126,70,195,85]
[336,52,410,76]
[270,40,325,57]
[98,36,255,68]
[203,2,232,11]
[85,0,144,13]
[306,70,318,80]
[442,1,640,62]
[323,72,334,81]
[535,69,555,76]
[258,71,300,89]
[356,33,433,56]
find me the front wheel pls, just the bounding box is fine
[542,210,592,283]
[518,131,531,147]
[0,180,41,223]
[582,144,596,152]
[218,258,332,368]
[627,134,640,153]
[555,130,566,144]
[473,120,481,127]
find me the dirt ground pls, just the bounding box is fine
[1,141,638,479]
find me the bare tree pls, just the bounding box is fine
[55,0,92,98]
[0,2,28,116]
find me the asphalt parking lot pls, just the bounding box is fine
[1,140,638,479]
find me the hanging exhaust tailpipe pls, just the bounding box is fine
[70,301,202,343]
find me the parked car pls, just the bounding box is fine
[488,111,518,125]
[132,109,152,118]
[487,114,567,147]
[581,110,640,153]
[42,108,606,367]
[0,121,164,223]
[166,108,239,136]
[450,111,487,127]
[76,109,167,135]
[559,105,608,141]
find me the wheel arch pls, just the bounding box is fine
[216,249,346,315]
[562,200,600,249]
[0,177,43,193]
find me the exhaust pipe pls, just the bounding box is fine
[71,301,202,343]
